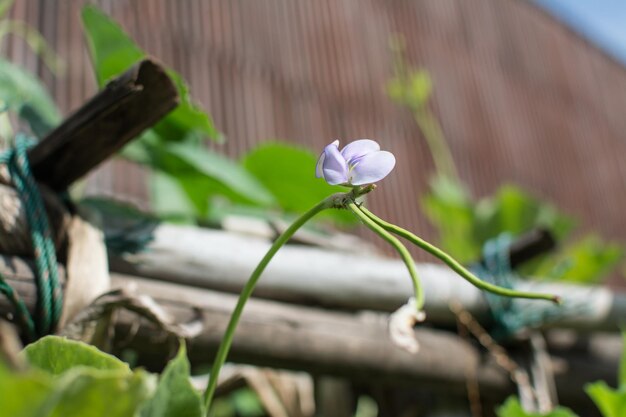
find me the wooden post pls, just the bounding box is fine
[0,59,178,257]
[27,59,179,191]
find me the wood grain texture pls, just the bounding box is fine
[110,274,617,407]
[109,224,626,332]
[0,253,617,405]
[28,59,178,191]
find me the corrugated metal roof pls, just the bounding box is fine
[4,0,626,260]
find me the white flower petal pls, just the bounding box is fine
[341,139,380,165]
[321,142,349,185]
[349,151,396,185]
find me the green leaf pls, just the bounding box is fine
[140,342,204,417]
[165,142,276,207]
[0,57,60,136]
[44,367,155,417]
[242,142,356,225]
[153,70,219,143]
[473,185,574,245]
[586,381,626,417]
[149,170,199,222]
[81,5,218,142]
[422,176,479,262]
[496,396,578,417]
[81,5,144,86]
[126,139,276,217]
[533,235,623,284]
[0,361,53,417]
[208,388,264,417]
[22,336,129,375]
[5,339,155,417]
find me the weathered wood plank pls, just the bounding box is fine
[110,224,624,331]
[109,275,616,407]
[0,255,617,405]
[28,59,179,191]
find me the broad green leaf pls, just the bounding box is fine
[81,5,218,142]
[586,381,626,417]
[81,6,144,86]
[533,235,623,284]
[140,343,204,417]
[153,70,219,143]
[0,362,53,417]
[164,142,275,207]
[473,185,574,245]
[3,341,155,417]
[496,396,578,417]
[149,170,199,222]
[44,367,155,417]
[0,57,60,136]
[23,335,129,375]
[422,176,478,262]
[127,139,276,214]
[208,388,264,417]
[230,389,264,417]
[242,142,356,225]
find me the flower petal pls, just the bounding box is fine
[316,140,340,178]
[315,151,325,178]
[321,142,349,185]
[349,151,396,185]
[341,139,380,165]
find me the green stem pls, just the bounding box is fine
[203,188,373,413]
[349,202,425,311]
[358,206,561,304]
[414,108,459,182]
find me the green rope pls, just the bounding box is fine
[0,271,36,341]
[0,133,62,337]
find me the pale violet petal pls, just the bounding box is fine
[349,151,396,185]
[316,140,340,178]
[315,151,325,178]
[341,139,380,165]
[322,142,349,185]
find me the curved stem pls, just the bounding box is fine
[203,190,371,413]
[349,202,425,311]
[358,206,560,304]
[414,108,459,182]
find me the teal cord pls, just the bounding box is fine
[0,134,62,337]
[0,271,36,341]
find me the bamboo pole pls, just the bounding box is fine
[110,224,626,331]
[0,255,617,406]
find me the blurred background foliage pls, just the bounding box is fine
[386,37,624,284]
[1,2,621,284]
[80,6,353,228]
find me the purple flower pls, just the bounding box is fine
[315,139,396,186]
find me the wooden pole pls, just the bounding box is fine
[0,59,178,257]
[110,274,616,407]
[27,59,178,191]
[110,224,626,331]
[0,255,617,406]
